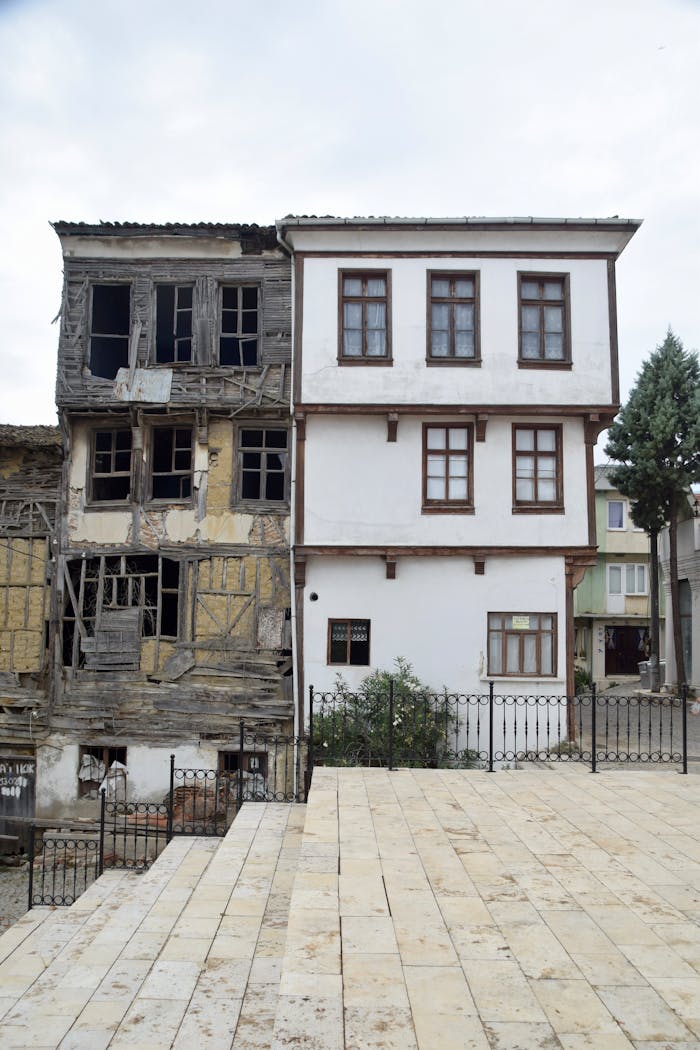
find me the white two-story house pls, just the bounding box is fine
[278,216,640,724]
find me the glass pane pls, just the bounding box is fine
[350,621,368,641]
[331,623,347,642]
[609,566,622,594]
[366,330,386,356]
[455,332,474,357]
[448,477,467,500]
[523,635,536,673]
[488,614,502,629]
[450,455,468,478]
[95,432,112,452]
[521,333,540,358]
[536,429,556,452]
[114,451,130,472]
[626,565,636,593]
[426,428,446,450]
[178,285,193,308]
[427,477,445,499]
[431,331,449,356]
[537,478,556,502]
[521,280,540,299]
[222,287,239,309]
[242,287,257,309]
[544,333,564,359]
[515,429,534,451]
[366,303,386,330]
[506,635,520,673]
[448,428,468,450]
[343,331,362,356]
[454,278,474,298]
[544,306,562,333]
[637,565,646,592]
[344,303,362,328]
[241,430,262,447]
[427,455,446,478]
[242,452,261,469]
[521,306,540,333]
[489,636,502,673]
[431,278,450,297]
[608,501,624,528]
[544,280,562,300]
[455,304,473,331]
[95,452,111,473]
[516,478,534,501]
[541,633,553,674]
[344,278,362,296]
[517,455,535,479]
[540,615,553,630]
[266,430,287,449]
[538,455,556,479]
[432,304,449,329]
[366,278,385,297]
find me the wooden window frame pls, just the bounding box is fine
[517,272,571,369]
[154,283,194,365]
[88,427,133,505]
[148,424,194,504]
[218,284,260,367]
[88,282,131,380]
[422,423,474,514]
[327,619,371,665]
[234,425,290,508]
[487,612,557,677]
[338,270,392,365]
[512,424,564,513]
[426,271,480,366]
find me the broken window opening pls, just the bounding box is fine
[219,285,259,366]
[62,555,181,670]
[150,427,193,501]
[238,428,288,502]
[89,284,131,380]
[155,284,193,363]
[90,428,133,502]
[78,745,127,798]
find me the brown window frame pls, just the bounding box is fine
[327,619,371,665]
[517,273,571,368]
[88,427,133,505]
[338,270,392,365]
[235,425,290,507]
[487,613,557,677]
[512,424,564,513]
[154,283,194,365]
[88,283,131,380]
[426,271,480,365]
[218,284,260,367]
[422,423,474,514]
[148,425,194,504]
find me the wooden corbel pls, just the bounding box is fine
[294,555,307,587]
[385,556,397,579]
[294,412,306,441]
[473,558,485,575]
[387,413,399,442]
[476,414,489,442]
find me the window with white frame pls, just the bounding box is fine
[607,500,625,530]
[608,564,647,596]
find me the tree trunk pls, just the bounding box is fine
[648,530,661,691]
[669,494,687,687]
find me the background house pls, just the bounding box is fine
[660,492,699,691]
[574,464,663,688]
[279,215,640,718]
[35,222,293,816]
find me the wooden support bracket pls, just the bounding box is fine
[387,413,399,442]
[476,415,488,442]
[385,556,397,579]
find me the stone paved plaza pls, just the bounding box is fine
[2,767,700,1047]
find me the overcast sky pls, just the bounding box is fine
[0,0,698,450]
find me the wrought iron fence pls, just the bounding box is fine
[103,800,170,869]
[28,818,104,908]
[310,681,689,774]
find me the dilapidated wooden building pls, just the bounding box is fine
[36,222,293,815]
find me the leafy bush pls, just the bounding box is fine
[312,657,478,768]
[574,666,593,695]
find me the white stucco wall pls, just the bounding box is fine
[303,415,588,547]
[302,554,567,702]
[299,254,614,405]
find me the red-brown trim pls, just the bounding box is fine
[387,413,399,442]
[487,612,558,678]
[292,249,621,260]
[295,544,596,558]
[294,402,619,417]
[294,413,306,546]
[607,258,620,404]
[292,254,304,404]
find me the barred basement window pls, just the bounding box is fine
[328,619,370,665]
[89,284,131,380]
[488,613,557,677]
[155,284,193,363]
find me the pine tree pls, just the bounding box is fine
[605,330,700,688]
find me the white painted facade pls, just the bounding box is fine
[280,216,640,715]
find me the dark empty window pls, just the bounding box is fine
[238,428,288,502]
[151,427,193,500]
[90,284,130,380]
[220,286,259,366]
[328,619,370,665]
[156,284,193,363]
[90,429,132,502]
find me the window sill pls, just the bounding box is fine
[337,358,393,367]
[422,505,475,515]
[512,505,565,515]
[85,500,132,511]
[145,499,195,509]
[517,360,572,370]
[234,501,290,514]
[425,358,481,367]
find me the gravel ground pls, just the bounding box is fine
[0,863,30,933]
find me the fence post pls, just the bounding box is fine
[98,788,106,876]
[388,677,394,771]
[237,721,244,809]
[488,681,494,773]
[306,685,314,799]
[167,754,175,842]
[27,824,35,911]
[681,682,688,775]
[591,682,597,773]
